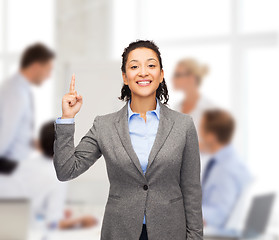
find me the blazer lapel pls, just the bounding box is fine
[114,100,175,179]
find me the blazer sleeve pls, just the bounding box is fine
[53,116,103,181]
[180,116,203,240]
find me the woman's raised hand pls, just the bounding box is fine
[61,73,83,119]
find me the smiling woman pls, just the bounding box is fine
[53,39,203,240]
[119,40,169,106]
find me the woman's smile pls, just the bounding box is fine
[136,79,152,87]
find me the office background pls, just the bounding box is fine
[0,0,278,238]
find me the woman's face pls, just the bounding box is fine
[172,64,197,93]
[122,47,164,99]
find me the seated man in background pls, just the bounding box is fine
[198,109,251,231]
[12,120,98,230]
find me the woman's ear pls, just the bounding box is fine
[122,72,128,85]
[34,139,42,152]
[160,69,164,83]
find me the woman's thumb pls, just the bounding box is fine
[77,95,83,102]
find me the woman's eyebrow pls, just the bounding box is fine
[147,58,157,62]
[129,59,138,63]
[129,58,158,63]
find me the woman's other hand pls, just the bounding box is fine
[61,73,83,119]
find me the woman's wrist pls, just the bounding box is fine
[61,115,75,119]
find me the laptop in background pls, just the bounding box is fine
[204,193,276,240]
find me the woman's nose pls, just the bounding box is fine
[139,67,148,77]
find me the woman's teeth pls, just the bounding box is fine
[137,81,151,86]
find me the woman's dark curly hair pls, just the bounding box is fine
[118,39,169,105]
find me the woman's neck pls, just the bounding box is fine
[130,94,157,116]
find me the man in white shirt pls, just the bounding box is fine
[0,43,55,174]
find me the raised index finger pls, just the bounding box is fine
[70,73,75,94]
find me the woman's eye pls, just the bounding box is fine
[149,64,156,68]
[131,66,138,69]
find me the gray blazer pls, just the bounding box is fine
[53,100,203,240]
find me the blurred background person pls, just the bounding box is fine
[171,58,217,130]
[171,58,218,175]
[199,109,251,231]
[6,120,98,230]
[0,43,55,175]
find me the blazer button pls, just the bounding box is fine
[143,185,148,190]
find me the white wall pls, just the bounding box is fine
[55,0,124,204]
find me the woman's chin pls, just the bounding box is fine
[134,91,156,98]
[132,86,157,96]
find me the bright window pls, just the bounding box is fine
[0,0,55,138]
